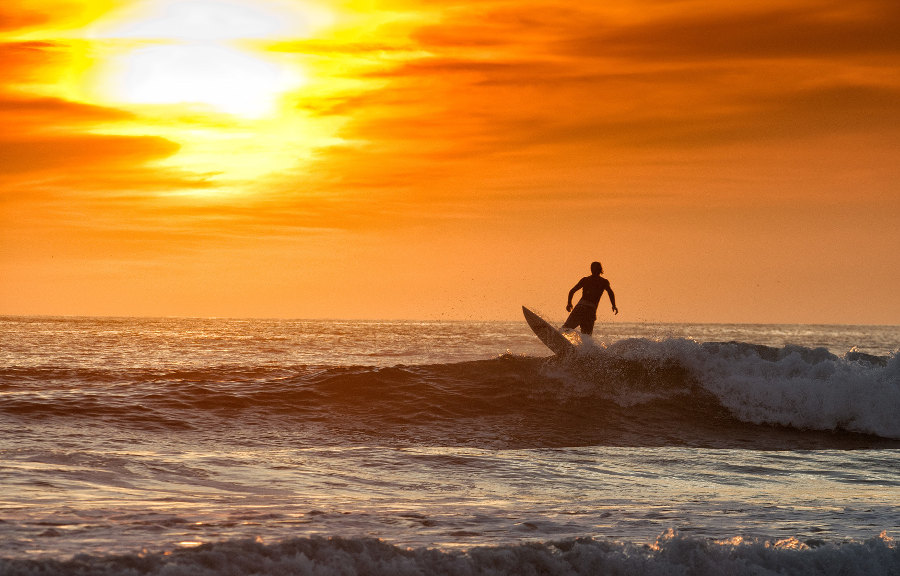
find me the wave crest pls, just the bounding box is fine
[1,532,896,576]
[2,336,897,447]
[569,336,899,439]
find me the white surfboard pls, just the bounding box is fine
[522,306,579,357]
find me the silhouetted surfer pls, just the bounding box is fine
[563,261,617,335]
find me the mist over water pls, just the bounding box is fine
[1,316,898,574]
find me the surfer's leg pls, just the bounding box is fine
[580,311,597,335]
[562,309,581,330]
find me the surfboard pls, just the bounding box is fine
[522,306,579,357]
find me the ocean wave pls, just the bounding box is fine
[569,336,900,439]
[1,531,897,576]
[2,337,898,447]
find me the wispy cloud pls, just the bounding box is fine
[273,0,900,204]
[569,1,900,61]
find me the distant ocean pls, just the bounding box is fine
[1,315,898,575]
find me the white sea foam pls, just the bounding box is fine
[1,532,896,576]
[596,337,900,438]
[695,345,899,439]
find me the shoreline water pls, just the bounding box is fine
[2,531,898,576]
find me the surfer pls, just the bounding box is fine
[563,261,617,335]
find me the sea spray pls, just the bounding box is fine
[557,336,900,439]
[1,532,897,576]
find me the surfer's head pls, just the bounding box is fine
[591,261,603,275]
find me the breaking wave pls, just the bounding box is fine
[2,336,897,448]
[569,336,900,441]
[1,532,897,576]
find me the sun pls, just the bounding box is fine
[86,0,325,118]
[103,42,299,117]
[58,0,348,195]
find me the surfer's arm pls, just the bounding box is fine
[566,280,583,312]
[607,286,618,315]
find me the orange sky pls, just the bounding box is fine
[1,0,898,324]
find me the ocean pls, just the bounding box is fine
[1,315,898,575]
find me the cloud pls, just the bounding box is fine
[1,0,897,322]
[0,92,210,242]
[242,0,898,233]
[567,1,900,61]
[0,41,69,83]
[0,39,211,195]
[0,134,178,175]
[267,39,414,56]
[296,0,900,162]
[0,89,189,184]
[0,1,111,34]
[4,0,899,229]
[0,7,51,32]
[0,94,137,128]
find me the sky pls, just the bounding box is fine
[1,0,898,324]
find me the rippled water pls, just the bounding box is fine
[1,316,898,574]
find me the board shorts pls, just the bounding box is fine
[563,300,598,335]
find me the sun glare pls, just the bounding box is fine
[86,0,323,117]
[106,43,300,117]
[100,0,316,41]
[59,0,348,193]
